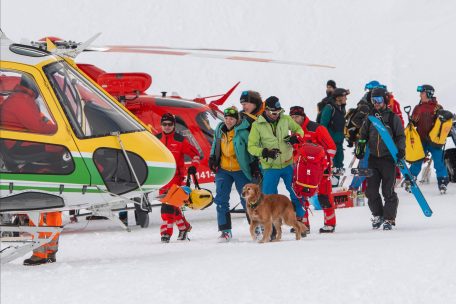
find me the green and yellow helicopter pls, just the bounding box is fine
[0,30,176,263]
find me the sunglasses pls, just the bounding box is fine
[161,122,174,127]
[371,96,385,105]
[224,108,239,116]
[267,109,281,115]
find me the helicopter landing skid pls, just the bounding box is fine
[1,211,63,264]
[87,204,131,232]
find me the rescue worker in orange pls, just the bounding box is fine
[290,106,338,233]
[155,113,201,242]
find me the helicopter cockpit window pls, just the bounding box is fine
[0,70,56,135]
[174,116,204,160]
[196,110,222,144]
[43,62,145,139]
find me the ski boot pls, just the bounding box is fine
[161,234,171,243]
[177,225,192,241]
[383,220,395,231]
[319,225,335,233]
[371,216,384,229]
[438,177,449,194]
[218,230,232,242]
[439,183,447,194]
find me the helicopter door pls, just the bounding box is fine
[0,68,91,211]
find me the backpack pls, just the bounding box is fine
[293,143,327,198]
[405,122,425,163]
[316,97,335,124]
[344,102,372,145]
[429,109,454,148]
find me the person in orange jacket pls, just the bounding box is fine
[156,113,201,243]
[290,106,337,233]
[23,212,62,266]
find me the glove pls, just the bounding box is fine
[396,149,405,160]
[249,160,262,179]
[284,135,300,145]
[187,166,197,175]
[355,139,366,160]
[262,148,281,160]
[208,155,218,173]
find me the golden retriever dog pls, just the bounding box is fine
[241,183,308,243]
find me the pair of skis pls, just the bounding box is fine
[368,115,432,217]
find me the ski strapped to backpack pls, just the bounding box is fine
[368,115,432,217]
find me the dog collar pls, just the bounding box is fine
[248,194,263,209]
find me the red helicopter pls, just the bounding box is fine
[31,36,335,184]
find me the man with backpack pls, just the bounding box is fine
[409,84,450,193]
[319,87,349,177]
[356,87,405,230]
[290,106,337,233]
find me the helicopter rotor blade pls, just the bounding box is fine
[103,45,269,53]
[86,47,335,69]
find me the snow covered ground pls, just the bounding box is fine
[2,0,456,303]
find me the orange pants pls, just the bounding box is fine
[29,212,62,259]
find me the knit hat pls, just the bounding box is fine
[289,106,305,117]
[223,106,240,120]
[161,113,176,124]
[332,88,350,98]
[264,96,282,111]
[326,80,336,89]
[240,90,263,113]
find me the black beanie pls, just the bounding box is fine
[161,113,176,124]
[327,80,336,89]
[290,106,305,117]
[240,90,263,112]
[264,96,282,111]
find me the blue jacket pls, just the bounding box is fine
[211,119,253,180]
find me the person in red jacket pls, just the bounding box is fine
[156,113,201,242]
[290,106,338,233]
[386,91,404,126]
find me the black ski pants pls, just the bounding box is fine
[366,156,398,221]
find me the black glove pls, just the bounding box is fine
[284,135,300,145]
[249,160,262,179]
[396,149,405,161]
[187,166,197,175]
[355,139,366,160]
[208,155,218,173]
[262,148,281,160]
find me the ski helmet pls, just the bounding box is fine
[364,80,381,91]
[417,84,434,98]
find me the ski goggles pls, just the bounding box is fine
[266,108,282,115]
[371,96,385,105]
[224,108,239,117]
[416,85,433,93]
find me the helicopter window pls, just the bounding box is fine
[0,138,74,175]
[0,70,57,135]
[196,110,222,144]
[93,148,147,195]
[174,116,204,160]
[43,62,145,139]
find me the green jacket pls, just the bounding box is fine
[210,119,253,180]
[248,113,304,169]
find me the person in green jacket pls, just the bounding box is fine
[248,96,305,225]
[209,106,254,241]
[320,88,349,177]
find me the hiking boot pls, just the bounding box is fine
[48,252,57,263]
[177,225,192,241]
[371,216,384,229]
[383,220,395,231]
[161,234,171,243]
[218,230,232,242]
[23,255,48,266]
[319,225,335,233]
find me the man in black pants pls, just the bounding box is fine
[356,87,405,230]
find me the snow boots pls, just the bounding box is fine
[218,230,232,242]
[371,216,384,229]
[319,225,335,233]
[161,234,171,243]
[177,225,192,241]
[383,220,395,230]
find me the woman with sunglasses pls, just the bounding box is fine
[357,87,405,231]
[209,106,255,241]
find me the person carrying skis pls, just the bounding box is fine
[290,106,337,233]
[356,87,405,230]
[209,106,254,241]
[156,113,201,243]
[248,96,304,237]
[320,87,349,178]
[408,84,449,193]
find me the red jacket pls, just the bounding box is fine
[387,93,404,126]
[156,131,200,179]
[1,85,57,134]
[411,98,442,142]
[298,116,337,162]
